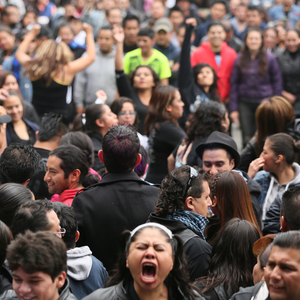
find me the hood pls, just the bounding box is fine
[67,246,93,281]
[148,213,188,233]
[287,163,300,186]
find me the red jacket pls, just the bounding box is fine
[191,41,237,101]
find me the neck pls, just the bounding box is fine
[68,182,84,191]
[275,164,295,185]
[142,48,153,59]
[137,89,152,105]
[249,49,259,59]
[134,282,168,300]
[202,86,210,93]
[237,19,246,24]
[124,39,136,47]
[210,43,221,52]
[34,140,59,151]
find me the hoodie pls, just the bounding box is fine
[67,246,108,300]
[148,213,211,282]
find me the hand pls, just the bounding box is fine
[113,25,125,43]
[95,90,107,102]
[82,23,93,34]
[282,90,296,104]
[76,107,85,115]
[29,24,41,37]
[248,157,265,179]
[185,18,197,27]
[0,89,9,101]
[230,111,239,123]
[171,62,180,72]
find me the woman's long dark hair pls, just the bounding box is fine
[238,28,267,78]
[193,63,219,101]
[185,102,227,145]
[197,218,260,298]
[107,226,199,300]
[144,85,178,136]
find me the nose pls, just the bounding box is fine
[209,165,218,176]
[145,247,155,259]
[270,266,282,282]
[44,171,50,182]
[207,196,212,207]
[18,281,31,294]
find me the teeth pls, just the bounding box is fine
[143,263,155,266]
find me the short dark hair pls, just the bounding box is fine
[155,166,210,217]
[0,143,40,184]
[11,200,54,238]
[272,230,300,250]
[52,202,77,249]
[38,113,68,142]
[281,186,300,230]
[137,27,155,39]
[247,5,261,13]
[49,145,89,184]
[102,125,140,173]
[209,0,227,9]
[123,14,140,27]
[2,4,19,17]
[0,220,11,266]
[168,6,184,17]
[7,231,67,282]
[0,183,33,229]
[99,25,113,32]
[207,20,225,32]
[134,146,148,177]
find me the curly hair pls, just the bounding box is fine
[185,101,227,145]
[155,166,210,217]
[107,226,199,300]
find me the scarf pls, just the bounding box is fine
[166,210,208,240]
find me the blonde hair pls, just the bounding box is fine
[24,39,74,86]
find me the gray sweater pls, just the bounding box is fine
[73,46,117,108]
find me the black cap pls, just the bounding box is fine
[0,114,11,124]
[195,131,240,167]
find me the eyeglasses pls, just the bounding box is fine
[118,111,137,117]
[183,167,199,199]
[55,227,66,237]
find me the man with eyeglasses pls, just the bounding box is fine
[149,166,212,282]
[11,200,66,239]
[195,131,262,226]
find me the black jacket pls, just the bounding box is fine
[88,132,105,176]
[149,213,211,282]
[72,172,159,272]
[230,281,270,300]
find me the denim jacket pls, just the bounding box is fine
[254,170,271,208]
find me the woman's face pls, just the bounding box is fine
[197,66,214,88]
[264,29,278,49]
[260,138,277,172]
[22,12,37,28]
[133,67,155,90]
[3,95,23,122]
[167,90,184,120]
[253,255,264,284]
[58,26,74,45]
[222,112,230,132]
[0,31,15,51]
[118,102,136,126]
[2,75,19,92]
[246,31,262,52]
[126,228,174,292]
[276,25,286,43]
[98,104,118,134]
[285,30,300,53]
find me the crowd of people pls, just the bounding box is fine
[0,0,300,299]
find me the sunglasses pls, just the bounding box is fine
[183,167,199,199]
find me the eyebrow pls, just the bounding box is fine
[203,160,225,164]
[13,274,42,279]
[136,242,167,247]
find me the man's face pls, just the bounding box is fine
[155,29,170,47]
[177,0,190,12]
[107,9,123,27]
[6,6,20,25]
[191,181,212,217]
[151,1,165,20]
[207,25,225,48]
[97,29,114,54]
[282,0,293,6]
[64,4,76,19]
[202,148,235,176]
[47,210,61,236]
[176,26,185,47]
[13,267,65,300]
[236,5,247,22]
[246,10,262,27]
[169,11,184,30]
[137,35,153,54]
[44,155,71,195]
[265,246,300,300]
[210,3,226,21]
[124,19,140,44]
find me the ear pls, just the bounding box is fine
[212,196,217,207]
[75,230,80,243]
[135,154,142,167]
[126,253,129,268]
[184,196,194,211]
[276,154,284,164]
[95,118,104,128]
[56,271,66,289]
[70,169,81,182]
[22,179,30,186]
[166,104,172,113]
[280,215,289,232]
[98,150,104,163]
[229,158,235,169]
[35,131,39,140]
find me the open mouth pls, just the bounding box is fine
[141,262,157,283]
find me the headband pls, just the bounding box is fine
[131,223,173,240]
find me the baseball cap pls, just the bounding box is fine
[154,17,173,33]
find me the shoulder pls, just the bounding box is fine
[82,283,126,300]
[254,170,270,182]
[22,117,39,131]
[124,48,141,59]
[291,4,300,11]
[230,281,265,300]
[152,49,168,61]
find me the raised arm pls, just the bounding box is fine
[66,23,96,76]
[16,25,41,67]
[113,25,125,71]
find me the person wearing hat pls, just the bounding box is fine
[153,17,180,86]
[196,131,262,225]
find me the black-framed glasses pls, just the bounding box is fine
[183,167,199,199]
[118,111,137,117]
